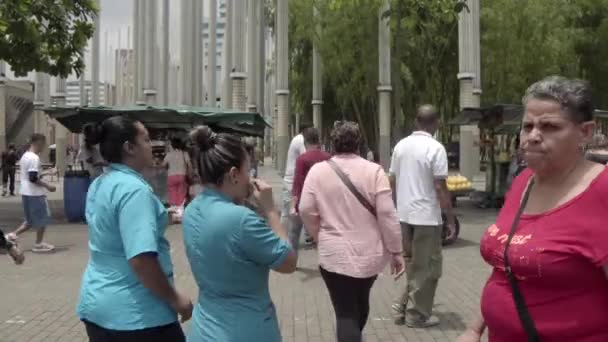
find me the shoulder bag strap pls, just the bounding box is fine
[327,159,377,217]
[504,178,540,342]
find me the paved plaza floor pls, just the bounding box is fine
[0,164,497,342]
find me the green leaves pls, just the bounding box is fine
[0,0,97,77]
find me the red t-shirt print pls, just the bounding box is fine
[480,168,608,342]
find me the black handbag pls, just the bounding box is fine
[504,178,540,342]
[327,159,376,218]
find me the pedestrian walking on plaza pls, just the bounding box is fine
[290,127,331,255]
[182,126,297,341]
[6,134,57,253]
[77,116,192,342]
[77,124,107,180]
[389,105,456,328]
[1,142,19,196]
[282,125,315,247]
[458,77,608,342]
[299,121,404,342]
[161,135,193,207]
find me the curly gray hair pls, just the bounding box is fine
[523,76,595,123]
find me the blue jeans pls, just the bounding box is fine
[282,187,304,255]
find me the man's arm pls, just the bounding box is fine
[432,146,455,228]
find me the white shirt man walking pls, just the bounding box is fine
[6,134,57,253]
[389,105,456,328]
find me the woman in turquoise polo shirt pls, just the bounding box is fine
[183,126,298,341]
[77,116,193,341]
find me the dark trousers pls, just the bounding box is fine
[320,267,377,342]
[84,321,185,342]
[2,168,15,194]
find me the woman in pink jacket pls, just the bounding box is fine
[299,121,405,342]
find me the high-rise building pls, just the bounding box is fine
[114,48,135,105]
[202,0,227,102]
[65,81,107,106]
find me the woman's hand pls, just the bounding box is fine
[391,253,406,280]
[456,328,482,342]
[170,292,193,323]
[252,179,277,215]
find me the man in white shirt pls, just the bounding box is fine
[389,105,455,328]
[281,126,309,249]
[6,134,57,253]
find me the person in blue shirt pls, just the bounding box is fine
[183,126,298,342]
[77,116,193,342]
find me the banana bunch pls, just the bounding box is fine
[447,175,472,191]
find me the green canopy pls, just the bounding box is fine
[43,105,271,137]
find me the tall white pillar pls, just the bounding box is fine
[132,0,140,104]
[246,0,258,113]
[378,0,392,170]
[193,0,204,106]
[180,0,193,105]
[136,0,146,104]
[143,0,157,104]
[312,5,323,137]
[276,0,289,174]
[34,73,50,162]
[160,0,170,105]
[53,78,68,175]
[91,0,101,106]
[231,0,246,111]
[458,0,481,181]
[471,0,482,105]
[221,0,233,108]
[257,0,266,115]
[79,73,87,106]
[0,60,5,80]
[207,0,218,107]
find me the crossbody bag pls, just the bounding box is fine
[327,159,377,218]
[504,178,540,342]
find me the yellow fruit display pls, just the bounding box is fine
[447,174,472,191]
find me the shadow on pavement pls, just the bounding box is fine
[296,266,321,282]
[443,238,479,250]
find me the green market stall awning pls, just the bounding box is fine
[43,105,271,137]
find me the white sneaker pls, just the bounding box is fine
[32,242,55,253]
[5,232,18,243]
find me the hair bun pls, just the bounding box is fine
[83,122,103,145]
[190,125,217,152]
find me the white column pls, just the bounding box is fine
[181,0,193,105]
[0,60,5,80]
[79,73,87,106]
[161,0,170,105]
[143,0,157,104]
[378,0,392,170]
[471,0,482,105]
[132,0,139,104]
[207,0,218,107]
[457,0,481,181]
[0,68,5,152]
[221,0,233,108]
[257,0,266,115]
[194,0,204,106]
[276,0,289,174]
[33,73,50,162]
[53,78,68,175]
[91,0,101,106]
[312,4,323,137]
[246,0,258,113]
[136,0,146,104]
[231,0,246,111]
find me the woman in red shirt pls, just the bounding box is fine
[458,76,608,342]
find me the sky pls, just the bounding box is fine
[6,0,211,84]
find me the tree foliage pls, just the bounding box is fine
[286,0,608,147]
[0,0,98,78]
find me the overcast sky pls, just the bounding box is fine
[7,0,211,84]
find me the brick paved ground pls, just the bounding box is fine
[0,163,497,342]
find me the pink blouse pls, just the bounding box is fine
[299,154,402,278]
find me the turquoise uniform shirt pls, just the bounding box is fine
[77,164,177,330]
[183,188,292,342]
